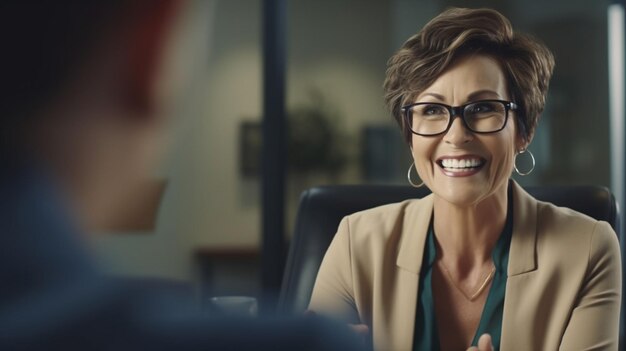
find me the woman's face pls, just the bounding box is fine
[410,54,523,206]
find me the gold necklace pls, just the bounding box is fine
[439,262,496,301]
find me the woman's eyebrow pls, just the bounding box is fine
[417,92,445,101]
[417,90,504,103]
[467,90,502,101]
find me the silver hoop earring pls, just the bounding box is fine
[514,149,536,176]
[407,163,424,188]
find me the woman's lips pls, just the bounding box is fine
[436,156,485,177]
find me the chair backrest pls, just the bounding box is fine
[278,184,620,314]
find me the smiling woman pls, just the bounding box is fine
[307,7,622,351]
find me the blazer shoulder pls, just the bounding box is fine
[536,200,613,233]
[342,196,432,243]
[535,200,618,252]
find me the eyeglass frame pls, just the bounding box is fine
[401,99,518,137]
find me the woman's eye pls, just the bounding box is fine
[468,103,494,113]
[422,105,445,115]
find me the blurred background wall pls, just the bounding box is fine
[93,0,614,296]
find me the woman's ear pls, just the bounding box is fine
[516,132,532,152]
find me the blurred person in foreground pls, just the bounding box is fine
[308,7,621,351]
[0,1,359,350]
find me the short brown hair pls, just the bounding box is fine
[383,7,555,144]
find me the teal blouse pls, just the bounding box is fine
[413,193,513,351]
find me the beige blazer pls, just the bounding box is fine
[309,182,622,350]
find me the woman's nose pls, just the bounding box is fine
[443,115,473,145]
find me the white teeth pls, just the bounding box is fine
[440,158,482,169]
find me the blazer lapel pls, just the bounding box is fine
[390,195,433,350]
[501,181,538,348]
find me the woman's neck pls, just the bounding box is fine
[432,181,509,271]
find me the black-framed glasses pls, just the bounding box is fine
[401,99,517,136]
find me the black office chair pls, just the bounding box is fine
[278,184,620,317]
